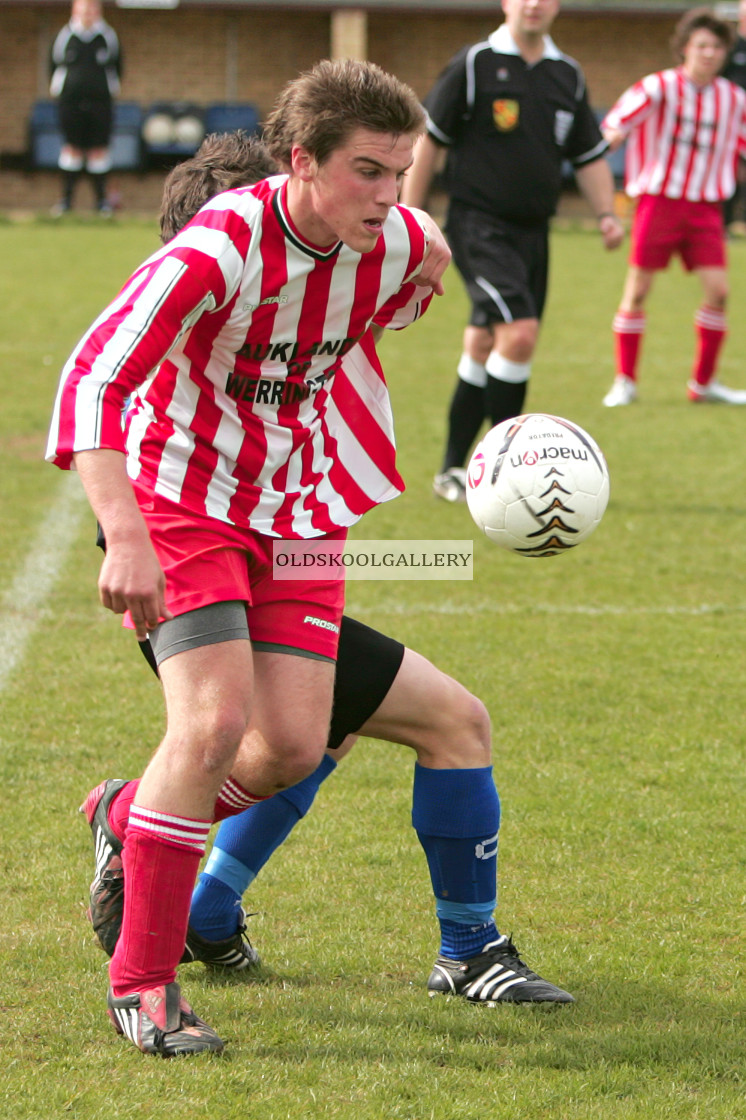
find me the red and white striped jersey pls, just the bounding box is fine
[47,176,431,538]
[603,68,746,201]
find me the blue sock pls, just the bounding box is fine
[190,753,337,940]
[412,764,501,960]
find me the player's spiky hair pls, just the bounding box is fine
[262,58,425,171]
[159,130,276,242]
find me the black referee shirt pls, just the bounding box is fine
[425,24,607,224]
[723,36,746,94]
[50,21,121,103]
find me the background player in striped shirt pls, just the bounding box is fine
[602,7,746,407]
[85,130,574,1044]
[47,59,450,1057]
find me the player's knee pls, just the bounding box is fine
[501,323,537,363]
[457,691,492,763]
[707,286,728,309]
[264,728,329,790]
[416,682,492,768]
[175,704,249,774]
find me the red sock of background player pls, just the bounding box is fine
[692,305,727,387]
[613,309,645,380]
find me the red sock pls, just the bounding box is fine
[107,779,139,843]
[106,774,266,844]
[213,775,268,821]
[613,310,645,380]
[109,806,211,996]
[692,305,727,386]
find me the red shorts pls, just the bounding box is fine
[630,194,726,272]
[129,483,346,660]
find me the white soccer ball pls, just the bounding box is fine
[465,413,610,557]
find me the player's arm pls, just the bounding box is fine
[404,205,450,295]
[602,125,627,152]
[574,159,624,251]
[74,448,171,640]
[602,73,660,148]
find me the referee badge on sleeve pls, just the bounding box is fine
[492,99,519,132]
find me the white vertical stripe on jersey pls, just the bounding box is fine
[323,246,363,339]
[668,75,696,199]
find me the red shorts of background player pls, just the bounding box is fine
[630,194,726,272]
[126,484,346,661]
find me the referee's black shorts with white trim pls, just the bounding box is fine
[446,202,550,328]
[58,97,113,150]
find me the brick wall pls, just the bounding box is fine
[0,3,682,211]
[368,11,678,108]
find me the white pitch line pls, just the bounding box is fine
[347,599,744,617]
[0,473,88,694]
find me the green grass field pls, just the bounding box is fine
[1,218,745,1119]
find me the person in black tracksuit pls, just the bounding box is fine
[49,0,122,213]
[401,0,624,503]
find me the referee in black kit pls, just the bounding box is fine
[50,0,122,215]
[401,0,623,503]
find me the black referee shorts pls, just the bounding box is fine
[446,202,550,328]
[58,97,113,150]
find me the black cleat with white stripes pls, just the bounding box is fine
[182,910,261,970]
[427,936,574,1004]
[80,778,129,958]
[107,982,224,1057]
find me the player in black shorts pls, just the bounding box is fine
[401,0,623,502]
[49,0,122,214]
[83,130,574,1010]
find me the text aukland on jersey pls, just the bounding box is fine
[226,334,363,404]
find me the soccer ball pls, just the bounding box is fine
[465,413,610,557]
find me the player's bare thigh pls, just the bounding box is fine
[358,647,491,768]
[137,636,255,817]
[232,648,337,794]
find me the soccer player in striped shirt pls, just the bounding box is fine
[80,129,574,1057]
[47,59,450,1056]
[602,7,746,407]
